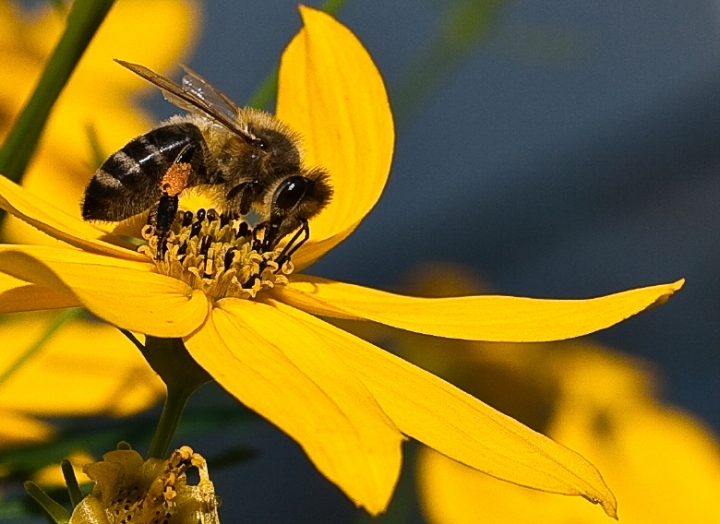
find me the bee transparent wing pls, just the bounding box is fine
[180,65,240,122]
[115,59,254,143]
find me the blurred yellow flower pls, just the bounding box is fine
[0,312,164,448]
[0,5,684,517]
[407,269,720,524]
[0,0,197,449]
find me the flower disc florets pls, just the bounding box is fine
[139,208,293,301]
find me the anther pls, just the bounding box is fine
[242,274,259,289]
[196,208,206,222]
[181,210,194,227]
[236,222,250,239]
[177,241,188,259]
[206,209,218,222]
[190,221,202,238]
[219,212,231,228]
[223,247,237,270]
[199,235,212,256]
[203,248,214,279]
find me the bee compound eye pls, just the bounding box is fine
[274,176,310,211]
[255,138,269,151]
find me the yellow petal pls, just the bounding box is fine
[184,298,403,514]
[275,275,684,342]
[70,0,200,94]
[0,410,55,449]
[0,272,80,313]
[0,175,143,261]
[0,312,163,417]
[0,245,208,337]
[277,7,394,268]
[267,298,618,516]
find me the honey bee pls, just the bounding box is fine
[82,60,332,259]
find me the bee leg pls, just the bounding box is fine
[275,220,309,269]
[154,193,179,261]
[153,143,198,260]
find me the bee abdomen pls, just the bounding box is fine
[82,123,206,222]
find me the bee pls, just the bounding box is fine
[82,60,332,260]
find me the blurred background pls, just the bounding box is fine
[5,0,720,522]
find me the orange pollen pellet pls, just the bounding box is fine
[160,163,192,196]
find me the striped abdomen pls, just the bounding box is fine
[82,122,206,222]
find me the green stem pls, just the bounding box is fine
[137,337,212,459]
[0,0,116,183]
[146,382,194,460]
[24,482,70,524]
[60,459,83,508]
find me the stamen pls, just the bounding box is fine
[190,221,202,238]
[139,208,293,302]
[181,210,194,227]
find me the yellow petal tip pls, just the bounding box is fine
[650,278,685,309]
[589,494,619,520]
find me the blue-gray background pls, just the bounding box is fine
[102,1,720,522]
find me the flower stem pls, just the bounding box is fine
[146,379,194,460]
[0,0,116,182]
[138,337,212,459]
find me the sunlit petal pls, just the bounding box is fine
[277,6,393,267]
[0,246,208,337]
[275,275,684,342]
[267,298,617,517]
[0,176,142,261]
[184,298,403,514]
[0,272,80,313]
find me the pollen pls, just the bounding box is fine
[139,208,294,301]
[160,163,192,196]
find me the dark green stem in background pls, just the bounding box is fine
[0,0,116,183]
[24,482,70,524]
[126,335,212,460]
[60,459,83,508]
[248,0,348,110]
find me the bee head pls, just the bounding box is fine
[261,167,333,251]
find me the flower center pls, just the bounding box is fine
[139,208,293,301]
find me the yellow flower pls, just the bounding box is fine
[0,6,683,516]
[417,341,720,524]
[69,445,219,524]
[0,0,196,449]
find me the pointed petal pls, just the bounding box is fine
[275,276,684,342]
[184,298,403,514]
[0,175,143,261]
[0,245,207,337]
[277,7,393,268]
[269,299,617,516]
[0,272,80,313]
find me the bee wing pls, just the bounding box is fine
[114,59,255,144]
[180,65,241,121]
